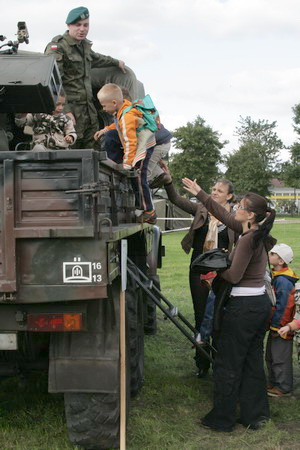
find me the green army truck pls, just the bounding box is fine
[0,40,162,449]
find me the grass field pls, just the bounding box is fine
[0,222,299,449]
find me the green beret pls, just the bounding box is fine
[66,6,89,24]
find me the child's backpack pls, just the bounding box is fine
[121,94,160,133]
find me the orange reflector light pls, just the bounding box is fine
[27,313,83,332]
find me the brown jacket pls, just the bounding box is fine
[165,182,236,254]
[196,189,269,287]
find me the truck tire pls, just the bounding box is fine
[64,341,131,450]
[126,261,144,397]
[64,392,120,450]
[64,280,132,450]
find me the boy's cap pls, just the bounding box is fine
[66,7,89,24]
[271,243,293,264]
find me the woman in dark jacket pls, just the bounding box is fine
[162,170,236,375]
[182,177,276,432]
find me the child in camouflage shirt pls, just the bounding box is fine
[15,93,77,150]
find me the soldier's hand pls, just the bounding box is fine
[67,112,76,124]
[94,129,105,141]
[118,60,126,73]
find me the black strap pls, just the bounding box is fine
[264,242,272,273]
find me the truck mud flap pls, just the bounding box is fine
[48,280,120,394]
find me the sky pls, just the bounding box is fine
[3,0,300,162]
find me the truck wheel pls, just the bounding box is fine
[64,392,120,450]
[64,281,131,450]
[126,261,144,397]
[64,336,131,450]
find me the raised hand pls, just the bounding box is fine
[182,177,201,196]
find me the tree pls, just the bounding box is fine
[282,105,300,189]
[291,103,300,135]
[225,142,273,195]
[169,116,226,193]
[282,143,300,189]
[225,116,283,196]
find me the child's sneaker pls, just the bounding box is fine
[137,210,157,224]
[267,387,291,397]
[135,209,144,218]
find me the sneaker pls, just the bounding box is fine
[137,210,157,225]
[267,387,291,397]
[135,209,143,218]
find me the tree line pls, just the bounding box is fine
[168,105,300,197]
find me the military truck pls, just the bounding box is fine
[0,30,162,449]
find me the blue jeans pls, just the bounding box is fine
[199,291,215,341]
[103,129,123,163]
[104,129,154,211]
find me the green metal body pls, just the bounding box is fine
[0,149,156,392]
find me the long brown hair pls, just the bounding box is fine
[243,192,276,250]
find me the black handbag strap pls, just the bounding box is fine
[264,242,272,273]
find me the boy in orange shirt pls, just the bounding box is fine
[94,83,156,224]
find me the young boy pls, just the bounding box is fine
[94,83,157,224]
[266,243,299,397]
[15,93,77,150]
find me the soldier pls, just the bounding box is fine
[45,6,136,149]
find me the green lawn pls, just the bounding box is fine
[0,222,299,449]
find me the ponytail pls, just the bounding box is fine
[243,193,277,250]
[252,206,277,250]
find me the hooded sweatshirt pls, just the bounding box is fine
[270,267,299,331]
[105,99,155,169]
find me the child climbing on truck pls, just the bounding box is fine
[94,83,157,224]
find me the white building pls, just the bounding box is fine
[269,178,300,213]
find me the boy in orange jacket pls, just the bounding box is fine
[94,83,156,224]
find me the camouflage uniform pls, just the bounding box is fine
[45,32,120,149]
[15,112,77,149]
